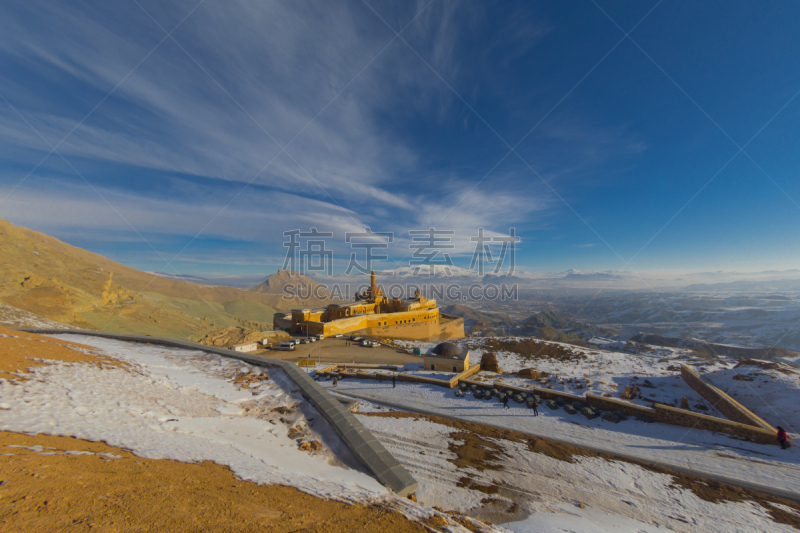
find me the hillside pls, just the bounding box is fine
[0,219,331,340]
[630,332,798,360]
[441,304,515,323]
[440,304,516,334]
[198,326,292,348]
[249,268,331,298]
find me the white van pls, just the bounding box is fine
[275,342,296,351]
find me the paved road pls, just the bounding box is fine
[261,337,420,366]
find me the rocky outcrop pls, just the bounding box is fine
[480,352,501,373]
[249,269,330,298]
[199,326,271,348]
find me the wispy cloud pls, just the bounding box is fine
[11,1,785,276]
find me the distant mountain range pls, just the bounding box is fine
[562,272,622,281]
[683,279,800,292]
[144,266,800,293]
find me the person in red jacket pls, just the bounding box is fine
[777,426,790,449]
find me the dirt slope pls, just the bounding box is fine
[0,219,332,340]
[198,326,293,348]
[250,268,331,299]
[0,431,428,533]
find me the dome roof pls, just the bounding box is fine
[430,342,467,359]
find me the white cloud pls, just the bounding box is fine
[0,178,367,246]
[0,0,559,268]
[0,0,424,209]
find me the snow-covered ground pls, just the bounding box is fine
[702,359,800,434]
[0,335,386,501]
[316,349,800,502]
[5,331,800,532]
[399,335,800,430]
[0,303,73,329]
[349,396,797,533]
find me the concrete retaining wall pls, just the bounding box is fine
[681,364,776,432]
[16,329,418,497]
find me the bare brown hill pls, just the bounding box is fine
[0,219,332,341]
[250,269,331,299]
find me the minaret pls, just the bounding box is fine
[370,269,376,288]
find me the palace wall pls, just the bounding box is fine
[275,303,464,342]
[359,314,464,341]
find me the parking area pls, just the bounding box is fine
[262,335,422,366]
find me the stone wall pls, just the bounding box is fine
[320,364,481,389]
[358,314,464,341]
[461,378,777,444]
[681,365,775,431]
[457,364,482,382]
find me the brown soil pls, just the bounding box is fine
[365,410,581,465]
[457,478,499,495]
[230,369,270,389]
[735,359,797,375]
[0,431,428,533]
[362,411,800,528]
[0,326,125,380]
[470,338,586,364]
[448,432,504,472]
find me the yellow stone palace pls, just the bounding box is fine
[273,270,464,341]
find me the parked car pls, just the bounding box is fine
[274,343,295,351]
[334,334,343,338]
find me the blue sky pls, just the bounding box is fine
[1,0,799,281]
